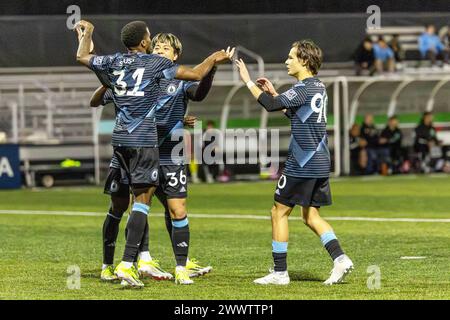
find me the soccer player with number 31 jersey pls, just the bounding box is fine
[236,40,354,285]
[75,19,233,287]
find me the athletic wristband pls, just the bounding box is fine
[246,81,256,89]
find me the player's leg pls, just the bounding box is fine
[135,185,173,281]
[255,174,297,285]
[101,167,130,281]
[161,164,212,284]
[156,171,212,279]
[154,187,172,240]
[114,147,160,287]
[254,201,293,285]
[165,197,192,284]
[302,178,353,285]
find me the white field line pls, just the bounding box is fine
[0,209,450,223]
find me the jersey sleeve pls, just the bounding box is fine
[276,85,308,110]
[152,55,179,80]
[102,89,114,105]
[183,81,200,93]
[89,54,116,73]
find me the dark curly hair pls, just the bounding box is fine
[121,21,148,49]
[292,40,323,75]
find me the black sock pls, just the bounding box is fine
[122,203,149,262]
[171,217,190,266]
[272,252,287,272]
[102,208,123,265]
[138,220,150,256]
[324,239,344,261]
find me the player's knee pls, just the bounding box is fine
[302,207,320,226]
[271,205,288,220]
[111,197,129,215]
[169,206,187,220]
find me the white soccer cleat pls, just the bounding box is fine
[138,259,173,280]
[324,254,354,285]
[254,269,290,285]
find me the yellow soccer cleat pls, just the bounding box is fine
[100,265,118,281]
[114,262,144,288]
[175,266,194,285]
[186,258,213,278]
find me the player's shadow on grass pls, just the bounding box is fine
[80,270,101,279]
[289,271,323,282]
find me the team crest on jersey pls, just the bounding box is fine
[167,83,177,95]
[283,89,298,101]
[151,169,159,182]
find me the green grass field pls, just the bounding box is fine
[1,175,449,300]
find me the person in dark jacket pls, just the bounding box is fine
[379,115,403,174]
[360,114,379,174]
[353,37,375,76]
[414,112,440,172]
[349,123,368,175]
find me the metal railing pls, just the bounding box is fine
[1,67,450,183]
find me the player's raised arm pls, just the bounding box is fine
[175,47,234,81]
[236,59,284,112]
[75,20,95,67]
[236,58,307,113]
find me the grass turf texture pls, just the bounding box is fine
[0,175,449,299]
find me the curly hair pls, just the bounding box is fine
[121,21,148,49]
[292,40,323,75]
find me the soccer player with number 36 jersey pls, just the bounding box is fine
[236,40,353,285]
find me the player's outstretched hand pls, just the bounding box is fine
[213,47,235,64]
[235,58,251,83]
[183,116,197,128]
[256,78,278,96]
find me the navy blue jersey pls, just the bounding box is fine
[156,79,197,165]
[89,52,178,147]
[278,77,330,178]
[104,79,196,167]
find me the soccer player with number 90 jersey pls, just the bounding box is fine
[235,40,354,286]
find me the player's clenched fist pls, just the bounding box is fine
[74,20,94,33]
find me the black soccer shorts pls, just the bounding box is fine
[155,164,188,200]
[274,174,332,208]
[113,146,160,187]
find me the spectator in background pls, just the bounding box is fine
[414,112,440,173]
[349,123,368,175]
[389,34,404,69]
[441,26,450,69]
[373,37,395,74]
[379,115,403,174]
[353,37,375,76]
[418,24,449,68]
[360,114,379,174]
